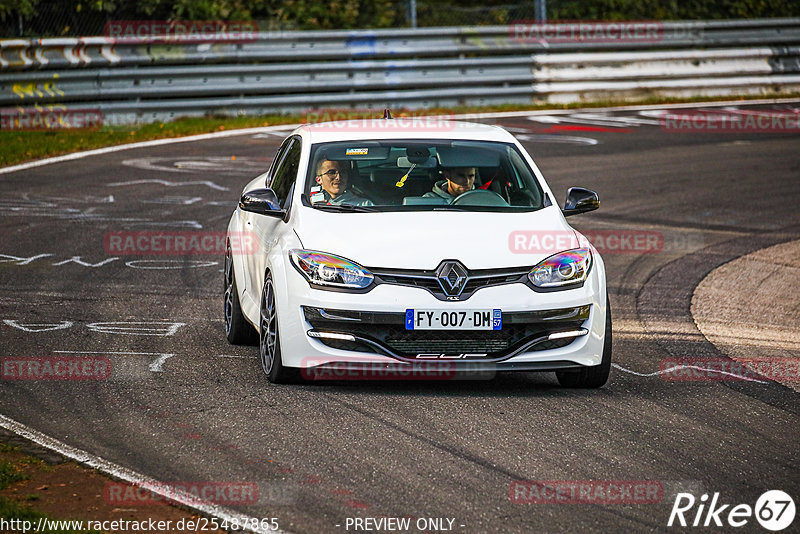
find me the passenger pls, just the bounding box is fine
[423,167,477,199]
[312,159,373,206]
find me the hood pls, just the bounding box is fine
[293,205,579,270]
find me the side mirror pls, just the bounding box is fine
[562,187,599,217]
[239,188,285,217]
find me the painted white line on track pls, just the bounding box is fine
[125,259,218,269]
[55,350,170,354]
[453,97,800,120]
[147,353,174,372]
[54,350,176,373]
[107,179,229,191]
[612,363,768,383]
[2,98,798,176]
[0,414,288,534]
[515,133,598,145]
[3,320,74,332]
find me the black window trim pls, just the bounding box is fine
[266,136,295,189]
[269,135,302,222]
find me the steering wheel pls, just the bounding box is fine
[450,189,510,207]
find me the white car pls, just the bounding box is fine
[224,117,611,387]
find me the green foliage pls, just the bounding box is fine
[68,0,399,28]
[0,445,101,534]
[271,0,399,29]
[1,0,404,35]
[2,0,797,36]
[0,497,102,533]
[0,461,27,490]
[405,0,799,27]
[109,0,270,20]
[0,0,40,21]
[0,497,42,521]
[0,442,19,453]
[548,0,800,20]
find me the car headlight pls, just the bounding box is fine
[290,250,374,290]
[528,248,591,288]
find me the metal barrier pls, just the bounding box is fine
[2,19,799,125]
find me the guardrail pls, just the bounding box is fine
[1,19,799,125]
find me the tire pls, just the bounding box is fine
[259,273,301,384]
[224,245,258,345]
[556,296,612,388]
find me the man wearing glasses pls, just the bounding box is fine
[312,159,374,206]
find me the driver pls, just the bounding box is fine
[423,167,476,200]
[312,159,373,206]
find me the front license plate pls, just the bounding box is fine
[405,309,502,330]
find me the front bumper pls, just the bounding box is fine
[276,265,607,371]
[300,360,587,381]
[303,305,590,363]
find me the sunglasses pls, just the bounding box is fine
[317,169,342,178]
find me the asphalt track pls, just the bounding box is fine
[1,101,799,533]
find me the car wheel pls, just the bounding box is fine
[224,245,258,345]
[556,296,612,388]
[259,273,300,384]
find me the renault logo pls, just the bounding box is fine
[435,261,468,297]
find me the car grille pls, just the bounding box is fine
[303,306,589,360]
[462,272,527,293]
[372,273,441,293]
[370,265,530,301]
[379,327,573,354]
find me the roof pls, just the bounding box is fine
[294,119,516,144]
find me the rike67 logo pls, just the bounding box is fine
[668,490,795,531]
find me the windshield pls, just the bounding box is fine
[304,140,545,212]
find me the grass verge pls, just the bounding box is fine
[0,443,97,533]
[0,439,224,534]
[1,92,798,168]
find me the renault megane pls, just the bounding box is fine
[224,117,611,387]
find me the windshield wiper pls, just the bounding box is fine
[310,203,378,213]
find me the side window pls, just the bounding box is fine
[269,138,301,206]
[267,138,291,182]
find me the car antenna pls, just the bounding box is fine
[383,109,393,119]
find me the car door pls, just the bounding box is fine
[239,136,290,298]
[245,136,302,299]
